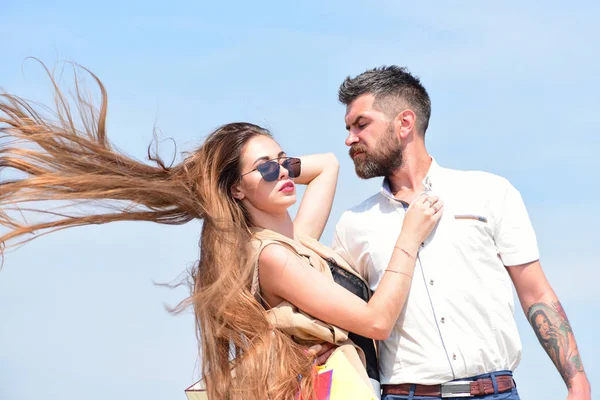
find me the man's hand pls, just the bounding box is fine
[566,387,591,400]
[306,342,338,365]
[565,374,591,400]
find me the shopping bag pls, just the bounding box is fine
[300,345,378,400]
[185,345,377,400]
[184,380,208,400]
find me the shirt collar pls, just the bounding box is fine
[380,157,441,201]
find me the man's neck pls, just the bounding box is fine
[387,151,432,203]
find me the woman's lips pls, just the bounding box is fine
[279,181,295,192]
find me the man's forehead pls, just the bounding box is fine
[345,94,376,122]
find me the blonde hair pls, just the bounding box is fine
[0,63,316,399]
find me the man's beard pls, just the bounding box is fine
[349,123,404,179]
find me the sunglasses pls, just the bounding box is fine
[240,157,301,182]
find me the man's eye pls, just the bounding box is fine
[358,123,367,129]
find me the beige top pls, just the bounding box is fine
[249,228,378,395]
[250,227,366,346]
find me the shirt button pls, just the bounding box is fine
[440,317,445,323]
[429,279,434,285]
[452,353,457,360]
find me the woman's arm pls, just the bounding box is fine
[293,153,339,241]
[260,195,443,340]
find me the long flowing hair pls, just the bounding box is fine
[0,63,315,399]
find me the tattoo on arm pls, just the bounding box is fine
[527,301,584,387]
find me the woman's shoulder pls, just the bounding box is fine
[256,243,302,275]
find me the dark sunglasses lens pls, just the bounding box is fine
[258,161,281,182]
[283,158,301,178]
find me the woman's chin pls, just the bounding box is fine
[274,194,297,210]
[282,195,297,207]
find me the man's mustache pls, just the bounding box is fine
[349,144,368,159]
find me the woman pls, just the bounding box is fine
[529,308,579,384]
[0,66,443,400]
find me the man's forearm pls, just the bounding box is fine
[509,260,590,398]
[526,299,589,391]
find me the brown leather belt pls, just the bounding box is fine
[382,376,515,398]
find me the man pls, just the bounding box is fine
[331,66,591,400]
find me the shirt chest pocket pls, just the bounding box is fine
[450,212,495,252]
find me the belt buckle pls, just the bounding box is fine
[440,380,473,398]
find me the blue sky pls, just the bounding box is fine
[0,1,598,399]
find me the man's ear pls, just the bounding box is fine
[231,183,245,200]
[394,109,417,140]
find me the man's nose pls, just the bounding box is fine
[345,131,359,147]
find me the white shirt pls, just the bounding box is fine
[331,159,539,385]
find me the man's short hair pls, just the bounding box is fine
[338,66,431,136]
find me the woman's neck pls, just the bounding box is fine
[250,208,295,239]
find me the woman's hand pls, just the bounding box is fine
[399,194,444,247]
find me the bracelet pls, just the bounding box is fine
[394,245,416,260]
[385,269,413,279]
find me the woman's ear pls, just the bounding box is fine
[231,182,245,200]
